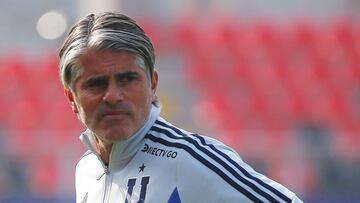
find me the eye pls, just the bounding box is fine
[83,77,108,90]
[117,72,139,83]
[121,75,136,82]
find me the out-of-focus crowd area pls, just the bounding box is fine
[0,0,359,202]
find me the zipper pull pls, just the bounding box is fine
[104,166,110,175]
[96,167,110,180]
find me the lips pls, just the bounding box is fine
[100,110,130,120]
[102,111,124,118]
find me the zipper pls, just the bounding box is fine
[94,154,112,203]
[102,146,115,203]
[97,166,110,180]
[82,133,115,203]
[102,166,111,203]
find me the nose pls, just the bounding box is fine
[102,82,123,105]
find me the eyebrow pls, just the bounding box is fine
[83,75,107,87]
[83,71,141,86]
[114,71,140,79]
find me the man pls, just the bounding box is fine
[59,12,303,203]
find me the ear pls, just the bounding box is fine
[150,70,159,103]
[151,70,158,95]
[64,88,79,114]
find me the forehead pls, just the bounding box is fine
[78,49,144,76]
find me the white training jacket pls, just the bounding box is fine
[76,105,303,203]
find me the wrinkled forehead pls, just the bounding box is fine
[80,49,135,67]
[76,49,148,78]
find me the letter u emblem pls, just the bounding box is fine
[125,176,150,203]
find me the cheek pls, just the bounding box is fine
[129,88,153,118]
[76,96,100,122]
[141,88,154,107]
[130,84,152,104]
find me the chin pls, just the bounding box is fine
[102,128,134,142]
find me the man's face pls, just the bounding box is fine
[65,50,158,144]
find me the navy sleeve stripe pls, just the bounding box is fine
[149,125,279,203]
[191,133,292,203]
[152,119,292,203]
[145,133,264,203]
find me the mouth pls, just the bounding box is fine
[101,111,129,120]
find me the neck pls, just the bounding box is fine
[84,105,161,166]
[94,135,113,165]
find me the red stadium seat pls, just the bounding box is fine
[137,19,166,53]
[332,20,358,49]
[46,99,84,143]
[6,95,44,131]
[173,18,202,54]
[0,55,28,100]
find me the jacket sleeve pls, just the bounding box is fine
[175,137,302,203]
[292,196,304,203]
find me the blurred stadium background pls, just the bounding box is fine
[0,0,359,202]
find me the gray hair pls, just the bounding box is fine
[59,12,155,91]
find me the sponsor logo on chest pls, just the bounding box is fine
[141,144,178,159]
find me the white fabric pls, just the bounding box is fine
[75,105,303,203]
